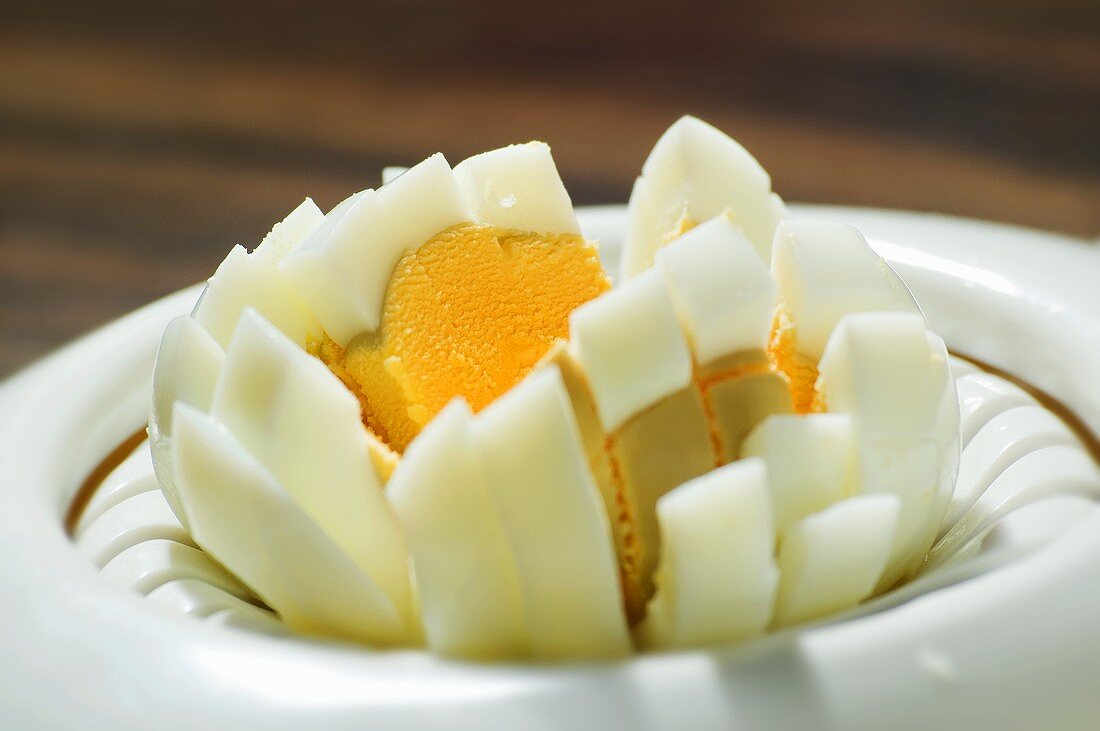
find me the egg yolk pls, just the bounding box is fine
[662,210,697,245]
[768,309,821,414]
[311,223,611,454]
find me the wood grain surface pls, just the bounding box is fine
[2,0,1097,376]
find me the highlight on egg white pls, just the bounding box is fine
[148,118,960,659]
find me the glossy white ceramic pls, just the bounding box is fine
[2,206,1099,730]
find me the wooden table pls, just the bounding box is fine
[2,1,1097,376]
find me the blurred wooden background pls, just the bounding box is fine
[2,0,1098,376]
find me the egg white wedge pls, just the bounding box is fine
[171,403,411,645]
[210,309,413,622]
[817,312,959,591]
[476,366,631,658]
[770,219,920,361]
[639,458,778,650]
[281,143,584,347]
[390,367,629,660]
[452,142,580,234]
[279,154,471,345]
[655,211,790,465]
[654,211,776,366]
[741,413,857,535]
[772,494,901,629]
[569,268,693,432]
[769,219,922,412]
[149,316,224,526]
[192,198,324,349]
[381,166,408,185]
[150,317,224,437]
[543,340,715,623]
[622,115,788,279]
[387,400,526,660]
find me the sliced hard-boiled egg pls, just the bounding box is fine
[296,146,609,453]
[149,316,224,526]
[622,115,788,278]
[770,219,920,361]
[192,198,324,349]
[546,339,715,623]
[387,400,526,659]
[381,166,408,185]
[391,367,630,660]
[741,413,857,535]
[147,118,962,659]
[569,267,693,433]
[474,365,631,658]
[280,155,473,343]
[560,208,792,622]
[210,309,413,622]
[171,403,412,645]
[654,211,776,366]
[452,142,580,233]
[817,312,959,590]
[772,494,901,628]
[769,219,922,412]
[639,458,778,650]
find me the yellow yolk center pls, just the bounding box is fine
[311,223,611,453]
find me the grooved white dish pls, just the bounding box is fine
[2,205,1099,730]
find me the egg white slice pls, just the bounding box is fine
[281,154,471,344]
[381,166,408,184]
[817,312,959,591]
[741,413,857,535]
[211,309,413,623]
[150,317,224,437]
[655,212,776,364]
[623,115,787,279]
[639,458,778,650]
[149,316,225,526]
[569,268,693,431]
[772,493,901,628]
[474,366,631,659]
[192,198,323,349]
[171,403,411,645]
[452,142,580,234]
[770,219,921,362]
[387,400,526,660]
